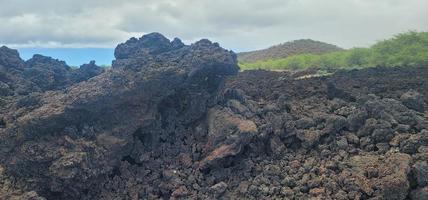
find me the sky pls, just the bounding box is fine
[1,0,428,66]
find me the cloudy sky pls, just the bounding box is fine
[1,0,427,65]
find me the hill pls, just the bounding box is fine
[238,39,343,63]
[239,31,428,71]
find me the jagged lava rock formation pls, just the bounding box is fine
[0,47,105,96]
[0,33,427,200]
[0,33,239,199]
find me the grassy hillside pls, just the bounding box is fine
[238,39,343,63]
[239,31,428,71]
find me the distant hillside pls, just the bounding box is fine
[239,31,428,71]
[238,39,343,63]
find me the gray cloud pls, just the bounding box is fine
[0,0,427,50]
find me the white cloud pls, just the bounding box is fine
[0,0,427,51]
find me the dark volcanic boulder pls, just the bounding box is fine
[112,33,236,73]
[24,54,73,90]
[0,46,25,69]
[401,90,426,112]
[0,33,238,199]
[199,106,257,170]
[114,32,181,59]
[413,161,428,187]
[71,60,105,82]
[113,32,185,69]
[0,46,27,95]
[24,55,105,92]
[0,48,105,96]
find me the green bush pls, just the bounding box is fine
[239,31,428,71]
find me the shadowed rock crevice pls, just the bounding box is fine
[0,118,5,128]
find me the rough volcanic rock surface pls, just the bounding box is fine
[0,33,238,199]
[0,47,105,98]
[0,46,31,96]
[219,67,428,199]
[0,33,427,200]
